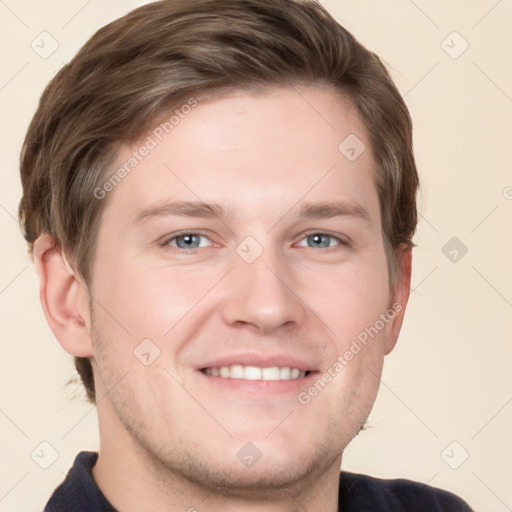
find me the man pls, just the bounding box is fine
[19,0,474,510]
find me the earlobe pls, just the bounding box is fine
[33,234,93,357]
[383,245,412,355]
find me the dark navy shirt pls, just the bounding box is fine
[45,451,474,511]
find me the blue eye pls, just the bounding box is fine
[167,233,212,249]
[298,233,342,249]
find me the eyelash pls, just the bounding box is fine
[161,231,350,252]
[296,232,348,250]
[162,231,214,250]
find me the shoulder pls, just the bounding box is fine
[339,471,474,512]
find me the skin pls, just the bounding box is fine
[34,86,411,511]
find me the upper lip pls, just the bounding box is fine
[197,353,317,372]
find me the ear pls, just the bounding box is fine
[383,245,412,355]
[33,234,93,357]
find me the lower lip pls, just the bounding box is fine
[197,370,318,395]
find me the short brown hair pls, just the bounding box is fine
[19,0,419,403]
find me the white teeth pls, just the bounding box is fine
[230,364,244,379]
[279,367,291,379]
[244,366,262,380]
[203,365,308,381]
[262,366,280,380]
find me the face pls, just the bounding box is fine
[87,86,407,493]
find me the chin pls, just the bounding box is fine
[170,433,337,496]
[187,451,331,498]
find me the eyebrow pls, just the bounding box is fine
[297,201,371,223]
[134,201,226,224]
[134,199,371,224]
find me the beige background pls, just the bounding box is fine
[1,1,511,510]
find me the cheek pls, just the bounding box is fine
[305,258,391,349]
[92,252,222,339]
[89,258,231,393]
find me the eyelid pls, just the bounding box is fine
[158,230,351,251]
[295,231,351,247]
[160,230,216,249]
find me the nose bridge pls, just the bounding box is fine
[222,240,305,332]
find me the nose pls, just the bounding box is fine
[220,247,306,334]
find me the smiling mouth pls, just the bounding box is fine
[201,365,312,381]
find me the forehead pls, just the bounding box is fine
[101,87,379,226]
